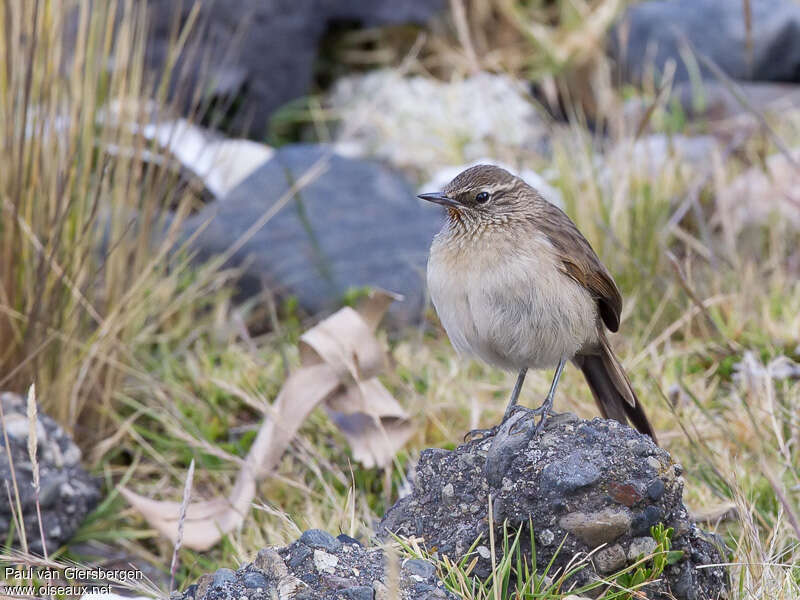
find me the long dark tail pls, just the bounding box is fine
[575,336,657,445]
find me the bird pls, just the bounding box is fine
[419,164,657,443]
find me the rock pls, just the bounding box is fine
[610,0,800,85]
[671,80,800,122]
[337,586,373,600]
[559,507,632,547]
[242,571,269,590]
[138,119,274,198]
[402,559,437,580]
[181,144,441,325]
[329,70,549,175]
[313,550,339,573]
[594,544,627,574]
[301,529,342,553]
[0,391,101,555]
[378,413,729,599]
[212,568,237,588]
[336,534,362,547]
[628,536,659,560]
[717,148,800,233]
[136,1,446,138]
[181,530,456,600]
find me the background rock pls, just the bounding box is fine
[329,70,549,175]
[611,0,800,85]
[379,412,729,599]
[0,391,101,555]
[180,530,456,600]
[140,0,446,138]
[181,144,441,325]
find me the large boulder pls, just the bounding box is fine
[181,144,442,325]
[180,530,456,600]
[379,412,729,599]
[140,0,446,138]
[610,0,800,85]
[0,392,101,555]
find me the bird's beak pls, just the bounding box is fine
[417,192,460,209]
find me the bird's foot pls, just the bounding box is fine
[463,426,497,442]
[506,400,558,435]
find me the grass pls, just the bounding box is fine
[395,520,684,599]
[1,1,800,599]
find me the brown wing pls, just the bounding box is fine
[534,202,623,332]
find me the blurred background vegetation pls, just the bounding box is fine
[0,0,799,598]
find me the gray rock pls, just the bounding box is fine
[212,568,237,588]
[378,414,729,599]
[337,586,373,600]
[628,536,659,560]
[242,571,268,589]
[181,145,441,325]
[402,558,437,580]
[559,507,632,547]
[0,391,101,555]
[182,530,456,600]
[610,0,800,85]
[300,529,342,553]
[134,0,446,138]
[594,544,627,574]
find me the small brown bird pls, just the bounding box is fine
[419,165,656,442]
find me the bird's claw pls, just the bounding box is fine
[463,426,497,442]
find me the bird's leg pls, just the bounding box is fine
[532,358,567,433]
[464,368,528,442]
[502,368,528,421]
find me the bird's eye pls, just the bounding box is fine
[475,191,490,204]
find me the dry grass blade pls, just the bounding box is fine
[170,458,195,594]
[25,383,47,560]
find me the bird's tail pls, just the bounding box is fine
[576,335,657,445]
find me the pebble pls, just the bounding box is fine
[402,558,437,579]
[538,529,555,546]
[313,549,339,573]
[287,544,313,568]
[337,533,362,546]
[255,548,290,577]
[338,585,374,599]
[646,478,666,501]
[559,507,632,546]
[441,483,455,507]
[301,528,342,553]
[242,571,268,589]
[628,536,659,560]
[594,544,627,573]
[212,568,237,588]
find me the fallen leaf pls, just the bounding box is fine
[121,289,412,550]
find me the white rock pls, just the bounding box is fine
[2,413,47,442]
[313,549,339,573]
[718,148,800,232]
[627,536,659,561]
[328,70,547,175]
[139,119,274,198]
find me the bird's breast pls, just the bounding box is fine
[427,228,599,370]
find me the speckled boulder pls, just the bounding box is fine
[379,412,729,599]
[181,530,456,600]
[0,391,101,555]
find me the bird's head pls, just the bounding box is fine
[418,165,534,226]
